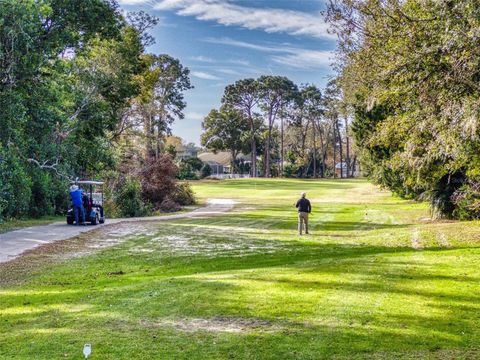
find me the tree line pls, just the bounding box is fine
[201,77,358,178]
[326,0,480,219]
[0,1,194,222]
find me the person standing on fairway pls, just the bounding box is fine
[296,192,311,235]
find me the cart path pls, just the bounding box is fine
[0,199,236,263]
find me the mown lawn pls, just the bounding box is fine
[1,178,479,359]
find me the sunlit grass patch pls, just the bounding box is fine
[1,178,480,359]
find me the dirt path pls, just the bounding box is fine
[0,199,236,263]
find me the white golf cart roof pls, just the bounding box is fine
[72,180,104,185]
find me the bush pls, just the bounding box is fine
[159,196,181,212]
[174,182,196,205]
[186,157,203,171]
[283,164,300,178]
[177,162,198,180]
[451,182,480,220]
[200,163,212,178]
[140,155,178,208]
[0,150,32,219]
[115,177,149,217]
[29,170,56,218]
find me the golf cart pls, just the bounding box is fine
[66,180,105,225]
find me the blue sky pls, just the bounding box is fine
[119,0,337,145]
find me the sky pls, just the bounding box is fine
[118,0,337,145]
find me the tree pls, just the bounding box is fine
[0,0,127,220]
[135,54,193,161]
[201,163,212,178]
[299,85,324,177]
[201,108,250,174]
[257,76,298,177]
[222,79,260,177]
[327,0,480,217]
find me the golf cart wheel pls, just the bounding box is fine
[91,214,99,225]
[67,218,74,225]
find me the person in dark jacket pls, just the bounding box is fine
[295,192,311,235]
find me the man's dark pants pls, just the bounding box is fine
[73,204,85,225]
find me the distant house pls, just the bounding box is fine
[335,162,348,178]
[335,161,362,178]
[198,151,251,177]
[176,143,198,160]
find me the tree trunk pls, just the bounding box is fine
[332,125,337,179]
[280,116,284,177]
[264,126,272,177]
[248,113,257,178]
[250,139,256,177]
[312,119,317,178]
[144,109,153,162]
[337,121,343,179]
[318,121,326,178]
[231,150,237,175]
[156,122,161,160]
[351,155,357,176]
[322,151,327,178]
[345,117,350,178]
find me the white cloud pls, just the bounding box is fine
[190,55,216,63]
[205,37,283,52]
[206,37,334,69]
[151,0,334,40]
[217,68,241,75]
[185,111,205,120]
[271,50,333,69]
[228,59,250,66]
[118,0,156,4]
[191,71,221,80]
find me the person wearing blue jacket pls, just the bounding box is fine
[70,185,86,225]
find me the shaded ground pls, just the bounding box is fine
[1,179,480,359]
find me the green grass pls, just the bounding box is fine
[0,215,64,234]
[1,178,480,359]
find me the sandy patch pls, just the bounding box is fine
[128,228,284,257]
[437,232,451,248]
[411,228,423,250]
[140,317,282,333]
[207,199,237,205]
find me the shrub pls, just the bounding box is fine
[283,164,300,178]
[185,157,203,171]
[451,182,480,220]
[29,169,55,218]
[140,155,178,208]
[0,150,32,219]
[177,161,198,180]
[200,163,212,178]
[115,177,149,217]
[174,182,196,205]
[159,196,181,212]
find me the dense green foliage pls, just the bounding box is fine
[0,1,194,222]
[0,0,141,221]
[115,177,149,218]
[201,108,250,173]
[328,0,480,218]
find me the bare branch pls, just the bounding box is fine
[27,158,72,181]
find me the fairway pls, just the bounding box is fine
[1,179,480,359]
